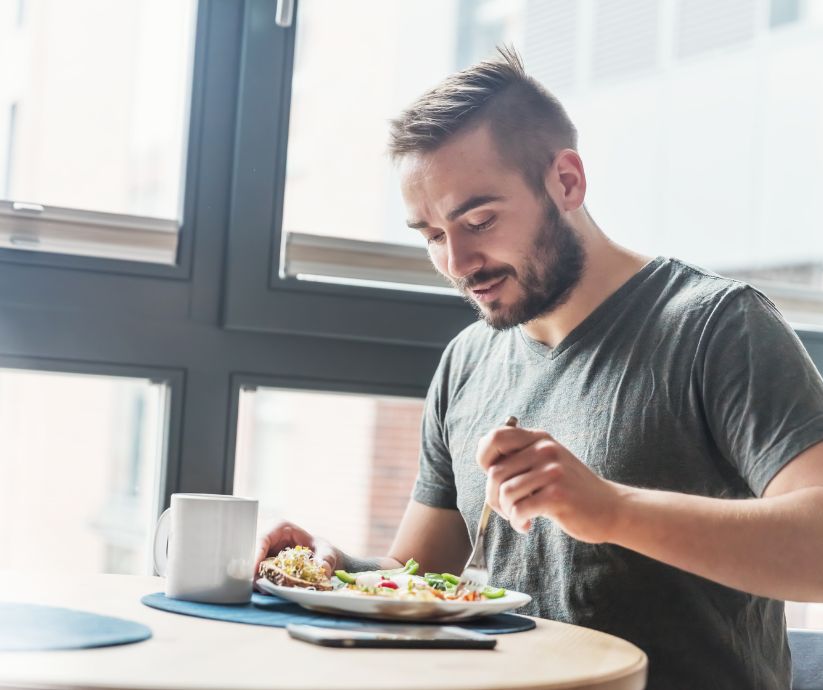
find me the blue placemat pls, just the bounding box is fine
[141,592,535,635]
[0,602,152,652]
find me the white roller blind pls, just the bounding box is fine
[0,201,177,264]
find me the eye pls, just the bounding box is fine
[426,232,446,245]
[467,216,495,232]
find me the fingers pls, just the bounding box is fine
[509,485,557,534]
[254,533,271,573]
[484,448,539,511]
[253,521,315,574]
[270,522,317,555]
[477,424,618,542]
[484,438,561,511]
[479,433,567,534]
[310,540,339,576]
[498,462,562,520]
[252,521,341,585]
[476,426,553,471]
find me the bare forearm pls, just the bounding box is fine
[610,485,823,601]
[338,554,403,572]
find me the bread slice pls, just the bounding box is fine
[258,556,333,591]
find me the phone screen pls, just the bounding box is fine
[286,623,497,649]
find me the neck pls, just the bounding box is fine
[520,211,653,348]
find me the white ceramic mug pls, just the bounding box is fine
[153,493,259,604]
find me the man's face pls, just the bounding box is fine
[400,124,585,330]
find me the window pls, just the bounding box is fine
[233,387,423,556]
[3,103,16,199]
[769,0,801,27]
[0,0,197,264]
[279,1,459,290]
[0,368,168,574]
[272,0,823,328]
[786,601,823,630]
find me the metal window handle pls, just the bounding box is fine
[12,202,44,213]
[275,0,294,28]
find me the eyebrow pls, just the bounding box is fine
[406,195,504,230]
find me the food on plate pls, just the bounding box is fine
[258,545,333,591]
[261,547,508,601]
[334,559,507,602]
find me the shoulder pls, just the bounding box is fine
[648,257,770,329]
[654,259,802,369]
[655,257,751,308]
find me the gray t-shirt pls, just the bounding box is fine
[413,257,823,690]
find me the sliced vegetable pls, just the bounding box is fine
[423,573,449,591]
[441,573,460,586]
[378,580,399,590]
[482,586,506,599]
[378,558,419,576]
[336,558,418,584]
[334,570,357,585]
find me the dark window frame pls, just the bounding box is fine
[221,0,475,348]
[0,0,212,282]
[0,1,445,537]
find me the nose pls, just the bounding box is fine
[445,233,484,281]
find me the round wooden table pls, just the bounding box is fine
[0,571,647,690]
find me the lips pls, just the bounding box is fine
[471,276,507,303]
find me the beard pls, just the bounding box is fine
[454,197,586,331]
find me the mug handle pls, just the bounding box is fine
[152,507,172,576]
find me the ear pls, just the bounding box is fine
[543,149,586,212]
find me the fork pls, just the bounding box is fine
[457,415,518,594]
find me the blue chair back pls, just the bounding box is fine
[790,629,823,690]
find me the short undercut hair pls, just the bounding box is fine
[388,47,578,195]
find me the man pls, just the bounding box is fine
[256,49,823,688]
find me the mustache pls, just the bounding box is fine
[454,267,515,292]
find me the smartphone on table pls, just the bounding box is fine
[286,623,497,649]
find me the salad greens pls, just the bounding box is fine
[334,557,418,584]
[334,559,506,600]
[423,572,505,599]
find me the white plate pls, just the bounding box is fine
[255,578,531,622]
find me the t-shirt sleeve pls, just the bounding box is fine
[700,287,823,496]
[412,346,458,509]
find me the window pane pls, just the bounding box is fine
[770,0,800,27]
[0,368,168,574]
[282,0,823,318]
[786,601,823,630]
[233,388,423,556]
[282,1,467,250]
[0,0,196,220]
